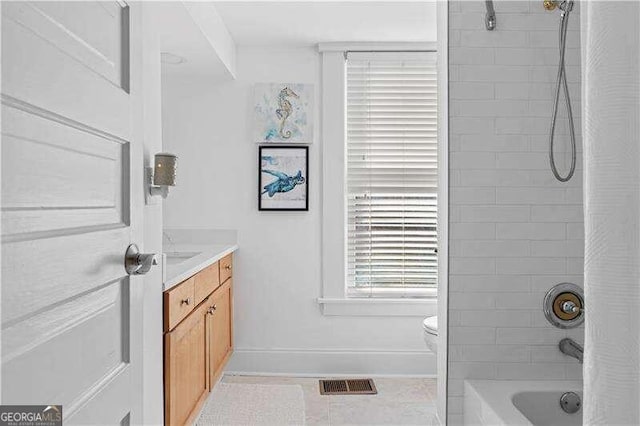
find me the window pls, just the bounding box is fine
[346,51,438,299]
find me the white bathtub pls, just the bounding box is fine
[463,380,583,426]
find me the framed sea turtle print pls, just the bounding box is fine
[253,83,314,143]
[259,146,309,211]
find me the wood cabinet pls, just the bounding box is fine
[164,300,209,426]
[163,253,234,426]
[207,279,233,388]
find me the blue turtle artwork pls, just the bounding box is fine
[261,155,278,166]
[259,146,308,211]
[261,169,306,197]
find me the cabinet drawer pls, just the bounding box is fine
[164,277,195,332]
[194,261,220,306]
[219,254,233,283]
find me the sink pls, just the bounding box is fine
[164,251,200,266]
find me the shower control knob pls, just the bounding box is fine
[543,282,585,329]
[561,300,579,314]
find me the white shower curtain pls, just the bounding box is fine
[582,1,640,425]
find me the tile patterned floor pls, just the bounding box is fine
[221,375,439,426]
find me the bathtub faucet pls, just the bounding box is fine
[559,338,583,363]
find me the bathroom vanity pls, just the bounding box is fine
[162,244,237,426]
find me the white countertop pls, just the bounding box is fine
[163,243,239,291]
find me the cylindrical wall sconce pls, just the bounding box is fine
[153,153,178,186]
[148,152,178,199]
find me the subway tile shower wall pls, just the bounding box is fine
[448,1,583,423]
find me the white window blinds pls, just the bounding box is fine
[346,51,438,299]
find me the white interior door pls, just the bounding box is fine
[1,2,145,423]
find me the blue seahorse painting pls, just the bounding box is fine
[261,169,306,197]
[275,87,299,139]
[253,83,314,143]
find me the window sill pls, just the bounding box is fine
[317,297,437,317]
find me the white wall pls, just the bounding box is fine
[448,1,584,424]
[162,46,434,375]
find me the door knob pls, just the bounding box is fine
[125,244,159,275]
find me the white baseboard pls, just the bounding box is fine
[225,348,436,377]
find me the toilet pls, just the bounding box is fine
[422,316,438,354]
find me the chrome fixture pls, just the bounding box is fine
[559,338,583,363]
[485,0,496,30]
[561,300,580,314]
[543,282,584,329]
[559,391,582,413]
[544,0,573,12]
[546,0,577,182]
[148,153,178,199]
[124,244,159,275]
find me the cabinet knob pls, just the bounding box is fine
[212,304,217,311]
[224,265,232,271]
[180,298,191,306]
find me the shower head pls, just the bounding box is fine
[544,0,574,12]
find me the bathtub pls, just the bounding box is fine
[463,380,583,425]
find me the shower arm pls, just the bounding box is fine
[485,0,496,30]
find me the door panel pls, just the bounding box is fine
[25,1,127,86]
[2,104,127,237]
[2,227,130,324]
[3,281,129,408]
[2,1,130,139]
[1,1,143,423]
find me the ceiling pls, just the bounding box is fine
[155,2,233,77]
[212,1,437,46]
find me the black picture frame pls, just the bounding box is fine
[258,145,309,211]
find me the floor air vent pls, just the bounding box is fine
[319,378,377,395]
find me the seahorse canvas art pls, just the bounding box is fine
[259,146,309,211]
[253,83,314,143]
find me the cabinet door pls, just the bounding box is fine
[208,279,233,388]
[164,301,209,426]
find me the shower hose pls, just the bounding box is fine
[549,7,577,182]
